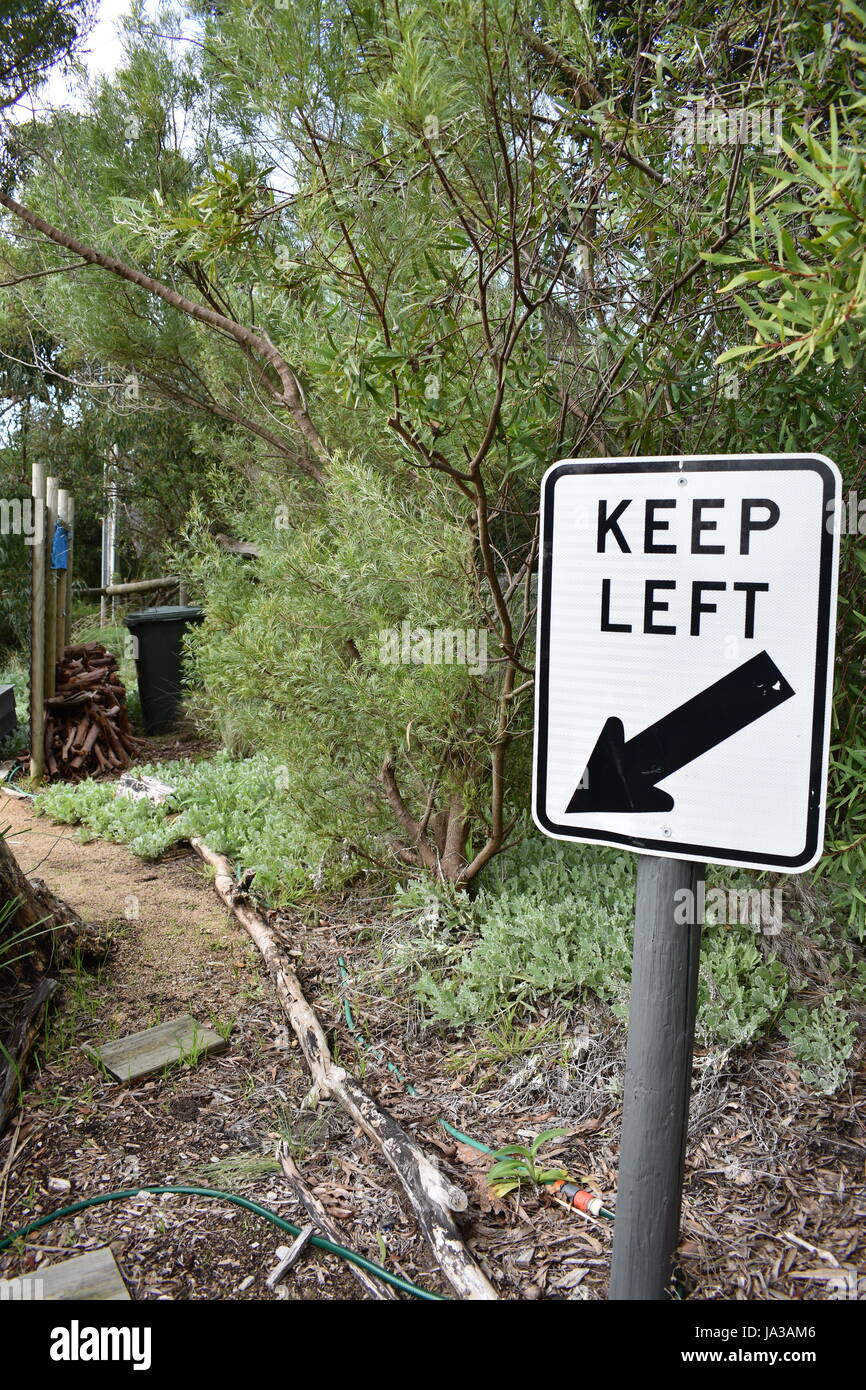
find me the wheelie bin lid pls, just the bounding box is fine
[124,605,204,629]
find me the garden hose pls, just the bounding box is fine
[0,1184,444,1300]
[1,761,34,796]
[438,1121,496,1156]
[337,959,614,1216]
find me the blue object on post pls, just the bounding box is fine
[51,520,69,571]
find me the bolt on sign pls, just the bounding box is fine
[532,455,842,871]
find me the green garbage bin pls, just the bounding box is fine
[124,605,204,734]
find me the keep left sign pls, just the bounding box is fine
[532,454,841,872]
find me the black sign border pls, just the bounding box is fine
[534,454,839,870]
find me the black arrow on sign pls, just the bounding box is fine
[566,649,795,814]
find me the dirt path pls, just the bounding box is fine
[3,792,862,1302]
[0,793,372,1299]
[2,793,237,1014]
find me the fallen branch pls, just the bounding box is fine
[191,837,496,1301]
[276,1144,398,1300]
[0,978,58,1139]
[266,1223,315,1289]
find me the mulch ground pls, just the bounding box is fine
[0,787,864,1301]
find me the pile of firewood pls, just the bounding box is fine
[41,642,140,779]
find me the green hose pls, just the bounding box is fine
[0,1184,444,1301]
[438,1121,496,1156]
[1,762,34,797]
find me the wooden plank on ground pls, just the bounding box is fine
[88,1014,227,1083]
[0,1247,130,1300]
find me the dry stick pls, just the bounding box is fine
[276,1144,398,1300]
[266,1222,315,1289]
[0,1114,27,1230]
[190,838,496,1301]
[103,576,179,596]
[0,978,58,1140]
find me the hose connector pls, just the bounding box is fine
[548,1180,606,1217]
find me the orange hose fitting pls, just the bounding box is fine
[549,1180,605,1217]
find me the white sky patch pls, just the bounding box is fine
[8,0,199,122]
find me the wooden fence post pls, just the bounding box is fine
[29,464,46,783]
[44,477,59,698]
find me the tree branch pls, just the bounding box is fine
[0,189,329,480]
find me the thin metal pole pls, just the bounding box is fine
[109,445,119,625]
[100,509,109,628]
[100,453,110,628]
[29,464,45,784]
[64,495,75,646]
[609,854,703,1300]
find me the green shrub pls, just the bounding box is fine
[696,932,788,1048]
[415,836,635,1026]
[780,995,857,1094]
[36,751,353,905]
[409,823,851,1078]
[0,511,31,656]
[177,461,530,883]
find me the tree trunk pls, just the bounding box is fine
[0,836,51,954]
[0,977,57,1138]
[0,837,115,976]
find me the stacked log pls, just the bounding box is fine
[40,642,141,779]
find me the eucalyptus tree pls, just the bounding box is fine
[0,0,863,885]
[0,0,95,111]
[704,0,866,930]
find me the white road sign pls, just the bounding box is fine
[532,454,841,871]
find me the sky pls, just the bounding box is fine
[12,0,142,120]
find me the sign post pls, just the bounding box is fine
[533,453,841,1298]
[609,855,702,1299]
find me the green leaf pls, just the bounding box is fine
[714,344,762,365]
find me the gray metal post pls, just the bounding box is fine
[609,854,703,1300]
